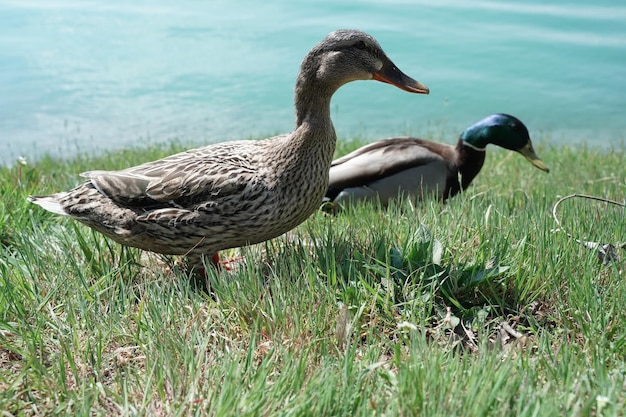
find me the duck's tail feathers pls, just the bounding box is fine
[27,195,69,216]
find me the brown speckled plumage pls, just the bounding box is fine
[28,29,429,271]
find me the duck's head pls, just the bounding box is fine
[460,113,549,173]
[300,29,430,95]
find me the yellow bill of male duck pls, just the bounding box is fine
[324,113,549,211]
[28,29,429,276]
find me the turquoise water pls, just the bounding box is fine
[1,0,625,165]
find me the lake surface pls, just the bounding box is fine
[1,0,625,165]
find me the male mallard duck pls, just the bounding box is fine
[324,113,548,208]
[28,29,429,273]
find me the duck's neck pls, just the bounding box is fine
[456,138,487,190]
[294,77,334,129]
[264,74,337,222]
[289,71,338,171]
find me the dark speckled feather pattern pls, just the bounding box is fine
[28,29,428,269]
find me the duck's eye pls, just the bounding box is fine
[354,40,367,50]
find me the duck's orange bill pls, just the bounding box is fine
[373,60,429,94]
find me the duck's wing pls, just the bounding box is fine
[328,138,451,190]
[81,140,261,208]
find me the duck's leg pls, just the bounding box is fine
[184,253,222,271]
[210,252,245,271]
[185,253,240,286]
[191,253,241,295]
[210,253,222,268]
[210,252,234,271]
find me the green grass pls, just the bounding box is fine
[1,137,625,416]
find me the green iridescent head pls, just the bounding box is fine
[461,114,549,172]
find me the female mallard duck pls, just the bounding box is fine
[28,29,429,273]
[324,113,549,208]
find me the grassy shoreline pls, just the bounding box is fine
[1,138,625,416]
